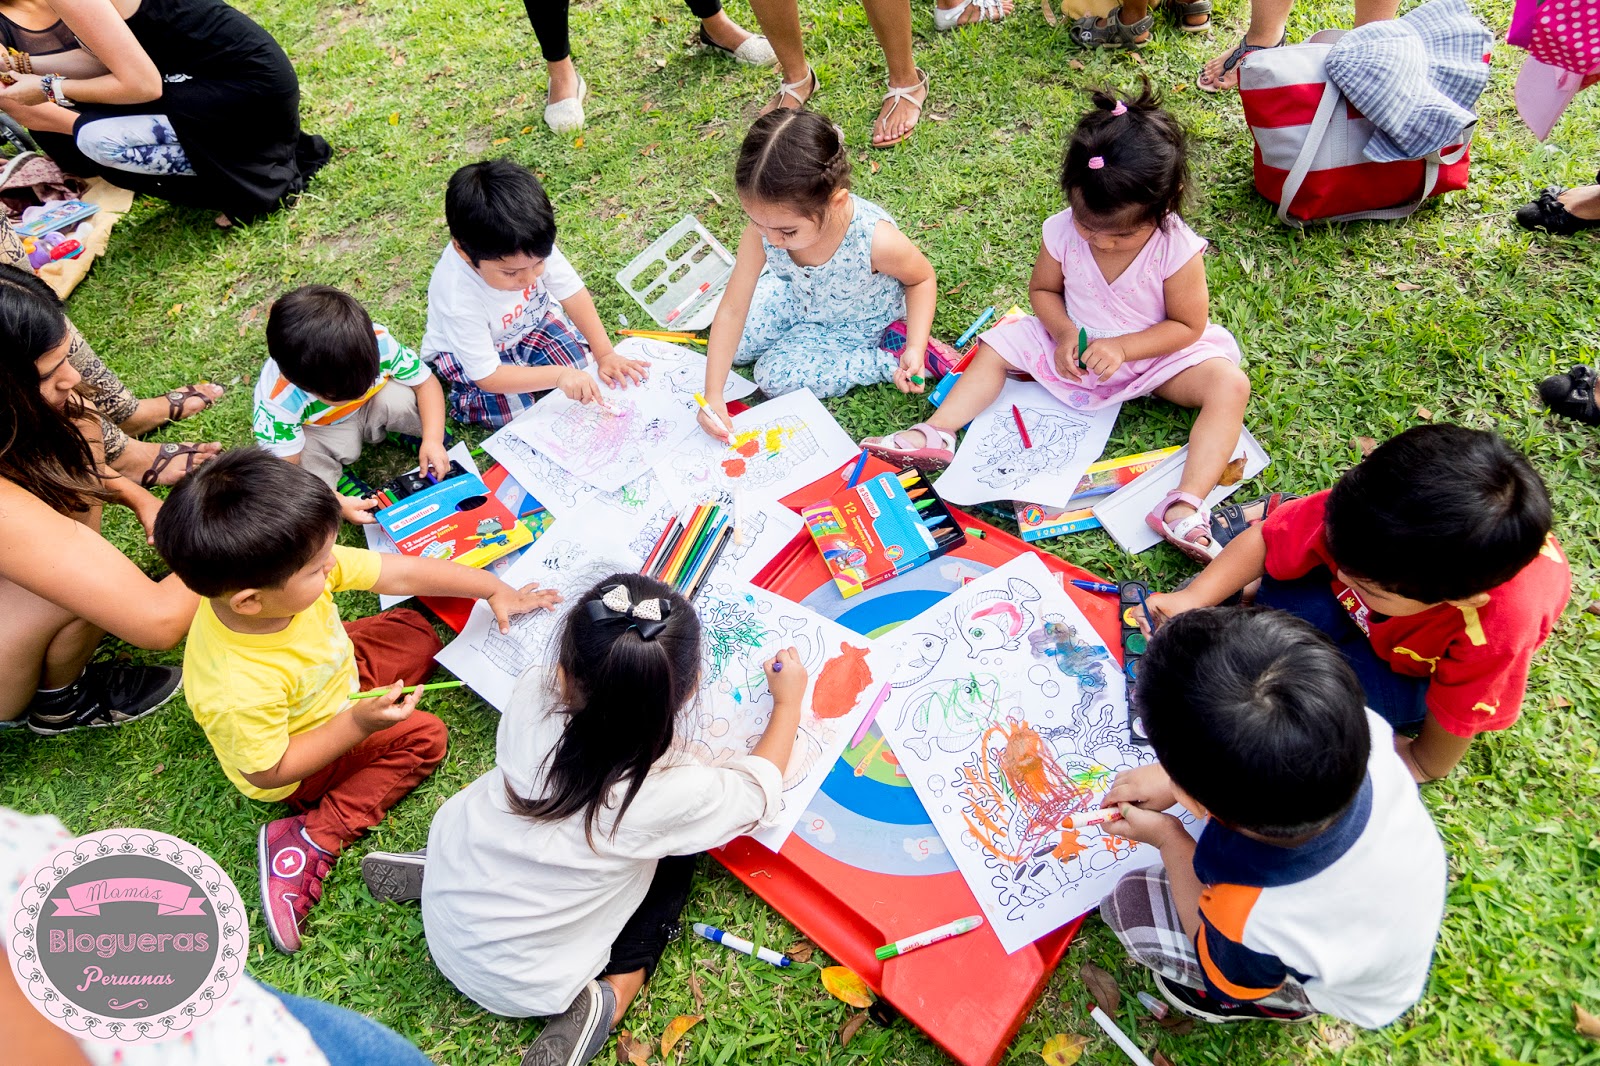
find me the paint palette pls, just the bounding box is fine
[1119,580,1152,747]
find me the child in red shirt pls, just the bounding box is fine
[1148,425,1570,782]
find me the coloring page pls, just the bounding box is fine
[481,433,674,526]
[875,552,1157,953]
[629,495,805,586]
[935,380,1119,508]
[491,366,699,492]
[613,336,757,402]
[683,580,892,851]
[435,517,643,712]
[657,389,859,509]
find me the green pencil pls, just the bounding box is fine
[349,680,466,700]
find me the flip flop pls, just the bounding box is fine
[1197,32,1285,93]
[163,382,222,423]
[138,441,213,488]
[1145,489,1221,563]
[862,422,956,472]
[871,68,929,149]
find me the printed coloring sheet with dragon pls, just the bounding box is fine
[684,580,892,851]
[876,552,1157,953]
[935,380,1119,508]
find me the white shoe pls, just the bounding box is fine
[544,74,588,135]
[699,28,778,67]
[933,0,1012,30]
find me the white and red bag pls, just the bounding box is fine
[1238,30,1472,225]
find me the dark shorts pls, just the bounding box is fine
[601,854,697,979]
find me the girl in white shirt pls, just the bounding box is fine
[362,573,808,1066]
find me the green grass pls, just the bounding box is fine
[3,0,1599,1062]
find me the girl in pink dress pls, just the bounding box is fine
[864,85,1250,562]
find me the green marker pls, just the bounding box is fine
[910,374,925,386]
[1077,326,1089,369]
[964,527,986,539]
[349,680,466,700]
[875,915,984,960]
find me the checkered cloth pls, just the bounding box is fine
[1325,0,1492,163]
[430,311,589,428]
[1099,865,1317,1013]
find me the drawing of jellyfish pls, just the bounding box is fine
[1027,619,1114,713]
[974,407,1091,489]
[893,672,1003,759]
[958,578,1042,657]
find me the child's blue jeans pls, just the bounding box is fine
[1255,573,1429,732]
[266,985,433,1064]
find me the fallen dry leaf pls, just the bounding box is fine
[521,125,533,134]
[820,966,875,1008]
[1217,456,1248,486]
[1128,52,1144,64]
[639,143,658,156]
[945,281,968,296]
[1355,435,1378,456]
[786,939,816,964]
[574,136,585,149]
[1156,1014,1195,1035]
[869,159,880,174]
[687,972,705,1013]
[491,137,510,146]
[168,303,183,316]
[1394,281,1422,291]
[1040,1032,1089,1065]
[1068,59,1084,70]
[1153,1052,1176,1066]
[387,111,399,125]
[839,1012,868,1046]
[1549,694,1573,709]
[1577,1003,1600,1040]
[1173,80,1190,91]
[1041,0,1058,26]
[1081,962,1121,1015]
[615,1030,650,1066]
[1416,406,1434,421]
[1585,600,1600,618]
[660,1014,703,1056]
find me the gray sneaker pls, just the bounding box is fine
[521,979,616,1066]
[361,848,427,902]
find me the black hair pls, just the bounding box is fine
[734,109,851,220]
[1137,607,1370,841]
[1062,81,1188,229]
[265,285,381,403]
[1325,424,1553,604]
[153,448,341,598]
[445,159,557,265]
[0,263,107,514]
[507,573,702,846]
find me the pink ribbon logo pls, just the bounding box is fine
[50,878,209,917]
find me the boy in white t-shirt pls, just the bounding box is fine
[420,159,649,427]
[1100,607,1446,1029]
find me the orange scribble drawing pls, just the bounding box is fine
[959,719,1096,865]
[812,643,875,719]
[720,457,747,477]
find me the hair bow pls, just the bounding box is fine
[1087,156,1107,170]
[1111,100,1127,116]
[586,584,671,640]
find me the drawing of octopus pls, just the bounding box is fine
[895,673,1002,759]
[959,579,1041,657]
[958,719,1097,865]
[1028,619,1113,713]
[974,408,1091,489]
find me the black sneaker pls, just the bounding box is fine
[1153,972,1313,1025]
[26,664,182,736]
[1538,365,1600,426]
[1515,174,1600,236]
[522,979,617,1066]
[361,848,428,902]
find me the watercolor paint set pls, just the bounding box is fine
[801,467,967,598]
[1119,579,1153,746]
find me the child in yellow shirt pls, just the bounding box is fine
[154,449,560,954]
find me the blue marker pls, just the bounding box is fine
[954,306,996,349]
[692,923,791,967]
[1070,579,1120,595]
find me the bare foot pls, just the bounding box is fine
[935,0,1015,24]
[759,66,816,116]
[119,382,225,435]
[1197,30,1282,91]
[700,10,753,51]
[871,72,928,148]
[1558,184,1600,220]
[112,439,222,487]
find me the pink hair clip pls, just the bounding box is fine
[1111,100,1127,116]
[1087,156,1106,170]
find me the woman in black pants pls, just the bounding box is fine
[526,0,774,134]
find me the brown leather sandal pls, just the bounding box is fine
[139,442,211,488]
[164,382,222,423]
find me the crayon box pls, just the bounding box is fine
[801,468,966,598]
[375,465,534,569]
[1014,446,1181,541]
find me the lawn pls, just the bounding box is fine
[2,0,1599,1062]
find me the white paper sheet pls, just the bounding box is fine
[875,553,1159,953]
[1091,428,1271,554]
[656,389,859,509]
[613,336,757,402]
[934,381,1120,508]
[362,442,482,609]
[435,522,643,712]
[684,580,892,850]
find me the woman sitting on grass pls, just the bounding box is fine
[0,263,196,735]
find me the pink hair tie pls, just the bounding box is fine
[1111,100,1127,116]
[1087,156,1106,170]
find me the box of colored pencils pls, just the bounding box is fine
[1014,446,1181,542]
[373,464,533,570]
[800,468,966,598]
[640,501,735,600]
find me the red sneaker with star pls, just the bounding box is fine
[257,814,334,954]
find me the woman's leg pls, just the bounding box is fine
[0,579,103,721]
[1198,0,1293,89]
[688,0,762,52]
[862,0,927,146]
[1152,359,1250,531]
[523,0,583,103]
[747,0,815,111]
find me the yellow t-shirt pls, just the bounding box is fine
[182,545,384,801]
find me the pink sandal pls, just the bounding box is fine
[861,422,957,472]
[1145,489,1222,563]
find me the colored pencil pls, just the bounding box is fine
[663,505,714,584]
[618,327,698,340]
[851,683,891,747]
[1136,586,1161,633]
[664,281,712,324]
[954,306,996,349]
[922,514,951,529]
[896,470,921,485]
[845,449,869,487]
[684,524,733,600]
[932,526,958,540]
[1088,1005,1157,1066]
[1071,579,1120,594]
[854,733,888,777]
[1012,405,1033,449]
[641,507,690,576]
[649,518,691,580]
[692,391,737,445]
[350,680,465,700]
[906,487,930,499]
[681,519,729,594]
[915,498,939,511]
[674,512,724,590]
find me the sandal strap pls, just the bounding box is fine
[776,67,816,107]
[1220,33,1284,74]
[882,69,929,110]
[1073,6,1155,45]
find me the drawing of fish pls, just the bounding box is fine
[892,631,947,689]
[896,673,1003,759]
[959,579,1041,657]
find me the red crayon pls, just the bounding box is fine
[1012,405,1033,449]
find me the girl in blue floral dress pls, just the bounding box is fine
[698,110,936,430]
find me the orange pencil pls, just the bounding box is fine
[662,504,713,584]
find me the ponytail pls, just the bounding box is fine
[1061,78,1188,228]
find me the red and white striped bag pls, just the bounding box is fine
[1238,30,1473,225]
